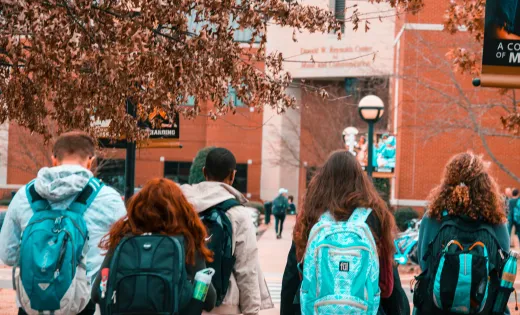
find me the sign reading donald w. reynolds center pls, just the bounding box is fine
[481,0,520,88]
[266,0,396,78]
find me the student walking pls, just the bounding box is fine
[92,178,217,315]
[508,188,520,242]
[292,150,400,314]
[273,188,289,239]
[414,152,511,315]
[181,147,273,315]
[0,131,127,315]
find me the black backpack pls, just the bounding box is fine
[272,195,287,216]
[413,215,507,315]
[102,235,193,315]
[200,198,240,306]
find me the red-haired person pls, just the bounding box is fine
[92,178,216,314]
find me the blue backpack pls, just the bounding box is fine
[14,178,103,315]
[300,208,380,315]
[512,199,520,224]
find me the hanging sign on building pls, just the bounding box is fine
[480,0,520,88]
[97,108,180,149]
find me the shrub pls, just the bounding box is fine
[189,146,216,185]
[374,178,390,209]
[394,207,419,232]
[245,201,265,215]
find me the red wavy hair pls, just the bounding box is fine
[100,178,213,265]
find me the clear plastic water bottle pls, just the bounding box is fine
[193,268,215,302]
[492,251,518,314]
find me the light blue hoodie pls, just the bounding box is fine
[0,165,127,284]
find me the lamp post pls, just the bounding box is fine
[358,95,384,178]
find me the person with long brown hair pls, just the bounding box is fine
[290,150,407,314]
[414,152,510,314]
[91,178,217,313]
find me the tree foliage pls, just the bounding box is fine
[443,0,519,134]
[0,0,421,140]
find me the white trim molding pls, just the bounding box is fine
[390,198,428,207]
[0,184,23,190]
[394,23,468,46]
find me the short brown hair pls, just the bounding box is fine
[53,131,96,161]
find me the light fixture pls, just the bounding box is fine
[358,95,384,122]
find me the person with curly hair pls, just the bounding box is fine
[414,152,510,314]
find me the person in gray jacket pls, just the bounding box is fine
[0,131,127,315]
[181,148,273,315]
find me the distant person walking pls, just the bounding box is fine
[508,188,520,243]
[0,131,127,315]
[273,188,289,239]
[288,195,296,215]
[181,148,273,315]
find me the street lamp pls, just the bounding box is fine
[358,95,384,178]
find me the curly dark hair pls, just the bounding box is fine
[427,152,506,224]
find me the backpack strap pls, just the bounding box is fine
[25,180,50,213]
[347,208,373,224]
[69,177,104,215]
[209,198,241,213]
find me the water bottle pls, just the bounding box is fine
[193,268,215,302]
[492,251,518,314]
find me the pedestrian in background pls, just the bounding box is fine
[273,188,289,239]
[288,195,296,215]
[0,131,126,315]
[92,178,216,315]
[508,188,520,247]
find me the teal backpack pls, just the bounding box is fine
[14,178,103,315]
[512,199,520,224]
[300,208,380,315]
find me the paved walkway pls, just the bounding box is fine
[258,215,295,315]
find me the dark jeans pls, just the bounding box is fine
[19,301,96,315]
[275,214,286,236]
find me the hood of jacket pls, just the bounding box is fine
[180,181,248,213]
[34,164,93,203]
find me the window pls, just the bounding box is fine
[224,86,245,107]
[233,164,248,193]
[96,159,126,194]
[164,161,192,185]
[306,166,318,188]
[330,0,345,33]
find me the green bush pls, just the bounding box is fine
[394,207,419,232]
[245,201,265,215]
[189,146,216,185]
[374,178,390,208]
[0,199,12,206]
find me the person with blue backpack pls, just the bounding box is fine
[507,188,520,241]
[273,188,290,239]
[414,152,511,315]
[292,150,399,314]
[0,131,127,315]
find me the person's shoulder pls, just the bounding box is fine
[226,205,254,225]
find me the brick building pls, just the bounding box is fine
[392,0,520,208]
[262,0,520,208]
[0,104,264,201]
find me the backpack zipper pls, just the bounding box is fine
[314,299,368,312]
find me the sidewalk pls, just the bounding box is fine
[258,215,295,315]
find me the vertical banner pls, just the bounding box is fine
[481,0,520,88]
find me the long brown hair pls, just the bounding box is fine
[100,178,213,264]
[427,152,506,224]
[293,150,396,263]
